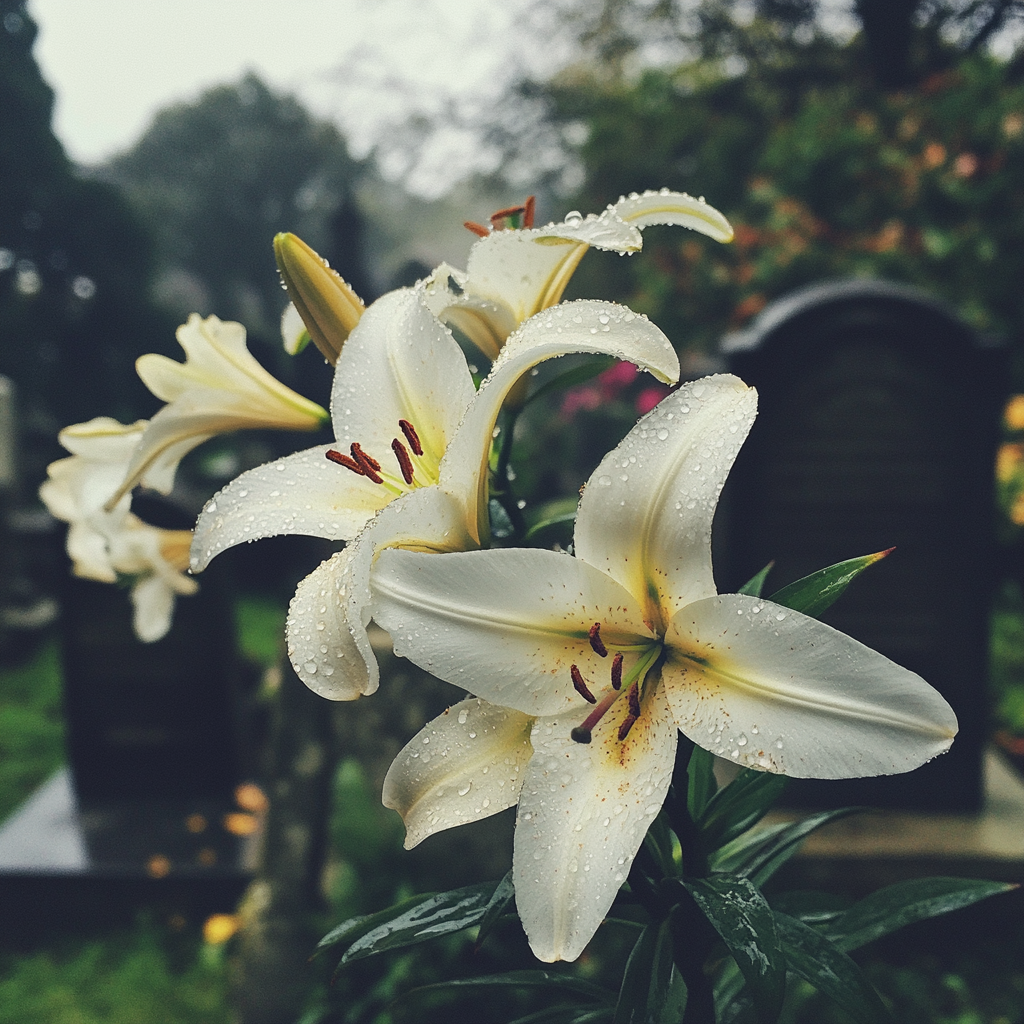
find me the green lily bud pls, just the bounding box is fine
[273,232,365,366]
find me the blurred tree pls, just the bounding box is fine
[0,0,174,468]
[104,75,371,398]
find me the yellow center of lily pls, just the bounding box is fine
[325,417,440,498]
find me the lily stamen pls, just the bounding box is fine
[611,652,623,690]
[350,443,384,484]
[399,419,423,456]
[588,622,608,657]
[570,664,597,704]
[570,684,622,744]
[391,439,415,485]
[617,714,638,742]
[464,220,489,238]
[326,449,364,475]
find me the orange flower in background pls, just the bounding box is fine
[923,142,947,169]
[1004,395,1024,431]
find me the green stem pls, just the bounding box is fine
[493,407,526,538]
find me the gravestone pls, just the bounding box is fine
[719,280,1006,812]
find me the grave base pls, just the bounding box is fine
[0,769,256,943]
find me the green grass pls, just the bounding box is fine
[0,640,64,822]
[0,923,229,1024]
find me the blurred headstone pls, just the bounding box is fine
[720,280,1006,812]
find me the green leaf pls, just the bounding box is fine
[525,510,578,542]
[402,971,613,1002]
[337,879,503,966]
[614,919,677,1024]
[474,870,515,950]
[768,550,892,619]
[826,877,1016,952]
[511,1009,614,1024]
[738,561,774,597]
[769,890,852,926]
[775,911,892,1024]
[711,808,863,887]
[685,875,786,1023]
[489,498,515,539]
[523,355,616,408]
[696,768,787,851]
[686,745,718,822]
[315,892,433,955]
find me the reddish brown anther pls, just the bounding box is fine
[627,682,641,718]
[571,664,597,704]
[611,653,623,690]
[349,443,383,484]
[464,220,489,238]
[391,438,414,485]
[617,714,638,742]
[399,419,423,456]
[588,622,608,657]
[523,194,535,227]
[326,449,364,475]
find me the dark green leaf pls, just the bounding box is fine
[489,498,515,539]
[614,919,677,1024]
[315,893,432,955]
[712,808,863,887]
[338,880,502,965]
[826,877,1016,952]
[738,561,774,597]
[769,890,852,925]
[697,768,787,851]
[401,971,613,1002]
[642,814,679,878]
[523,355,617,408]
[474,870,516,950]
[768,550,892,619]
[687,745,718,822]
[685,875,786,1023]
[525,510,578,541]
[511,1009,614,1024]
[775,911,892,1024]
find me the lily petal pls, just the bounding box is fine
[115,314,328,503]
[663,593,958,778]
[513,678,677,962]
[329,288,476,474]
[289,485,474,697]
[574,375,756,627]
[190,445,389,573]
[383,697,534,848]
[371,546,655,717]
[612,189,734,242]
[440,299,680,544]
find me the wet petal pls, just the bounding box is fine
[663,594,958,778]
[288,486,474,699]
[383,698,533,848]
[513,679,676,962]
[371,546,654,717]
[286,548,377,699]
[330,289,476,473]
[190,445,389,573]
[612,189,734,242]
[131,574,176,643]
[574,375,756,626]
[440,299,679,544]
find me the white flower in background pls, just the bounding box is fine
[421,190,734,361]
[106,313,329,509]
[39,416,196,642]
[190,287,680,701]
[371,374,958,963]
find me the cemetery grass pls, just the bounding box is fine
[1,597,1024,1020]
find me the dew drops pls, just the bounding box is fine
[737,734,748,746]
[458,709,469,725]
[598,475,612,486]
[457,782,471,796]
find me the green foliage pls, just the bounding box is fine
[0,640,63,821]
[549,47,1024,377]
[0,923,228,1024]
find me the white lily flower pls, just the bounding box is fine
[108,514,198,643]
[370,374,958,963]
[421,190,734,361]
[39,417,197,642]
[190,287,680,700]
[40,417,147,582]
[107,313,329,508]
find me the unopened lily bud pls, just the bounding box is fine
[273,233,365,366]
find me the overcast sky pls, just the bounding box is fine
[28,0,550,194]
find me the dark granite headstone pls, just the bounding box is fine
[719,280,1006,812]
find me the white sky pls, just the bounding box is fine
[28,0,548,193]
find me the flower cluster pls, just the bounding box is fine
[45,189,957,965]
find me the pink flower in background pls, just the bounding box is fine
[636,384,673,414]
